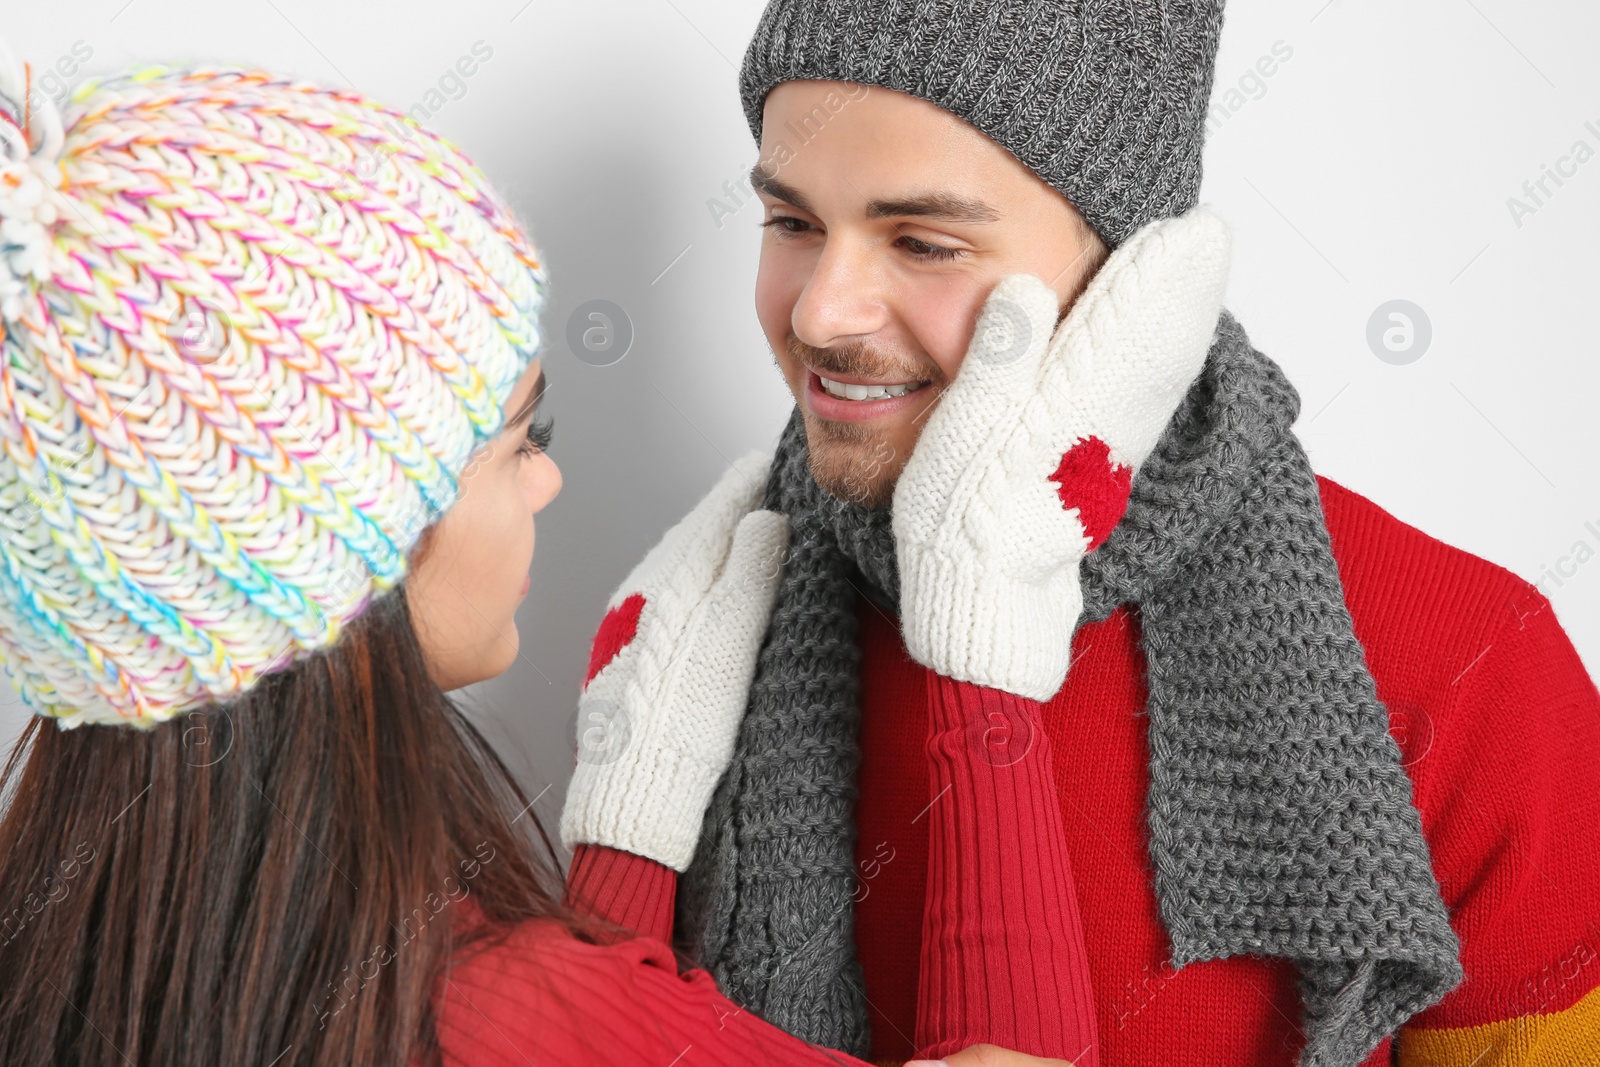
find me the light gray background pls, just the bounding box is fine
[5,1,1598,836]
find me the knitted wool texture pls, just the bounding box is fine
[738,0,1226,248]
[0,59,546,726]
[892,212,1231,701]
[678,409,892,1054]
[678,319,1464,1067]
[560,453,790,873]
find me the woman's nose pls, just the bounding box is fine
[526,453,562,514]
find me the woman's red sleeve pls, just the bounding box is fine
[915,674,1100,1065]
[564,842,676,943]
[556,674,1103,1066]
[435,920,874,1066]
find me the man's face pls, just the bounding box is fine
[753,80,1108,508]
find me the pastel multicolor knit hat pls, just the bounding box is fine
[0,42,546,728]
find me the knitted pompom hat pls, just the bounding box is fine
[738,0,1227,248]
[0,42,546,728]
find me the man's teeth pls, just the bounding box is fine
[818,376,921,401]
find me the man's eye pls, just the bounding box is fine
[896,235,962,262]
[761,215,962,262]
[760,215,813,235]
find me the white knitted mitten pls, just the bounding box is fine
[892,205,1232,700]
[559,452,789,871]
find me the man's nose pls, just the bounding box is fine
[789,236,890,350]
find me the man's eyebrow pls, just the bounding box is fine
[506,368,547,427]
[748,165,1000,225]
[749,166,816,215]
[865,192,1000,224]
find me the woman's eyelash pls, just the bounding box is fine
[759,215,964,261]
[517,415,553,457]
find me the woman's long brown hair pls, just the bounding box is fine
[0,579,570,1066]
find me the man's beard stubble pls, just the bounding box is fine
[784,334,947,510]
[805,416,900,509]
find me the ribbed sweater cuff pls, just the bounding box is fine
[915,674,1101,1066]
[564,843,677,944]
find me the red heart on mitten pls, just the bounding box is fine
[584,593,646,687]
[1049,435,1132,551]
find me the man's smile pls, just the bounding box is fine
[804,367,932,423]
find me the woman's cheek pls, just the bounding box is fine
[496,465,538,593]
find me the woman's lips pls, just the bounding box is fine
[519,574,531,597]
[804,369,931,423]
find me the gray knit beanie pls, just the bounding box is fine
[738,0,1227,247]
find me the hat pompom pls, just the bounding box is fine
[0,40,67,321]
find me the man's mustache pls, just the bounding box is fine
[785,334,946,389]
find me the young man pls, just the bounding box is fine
[562,2,1600,1065]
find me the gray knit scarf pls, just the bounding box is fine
[676,311,1463,1067]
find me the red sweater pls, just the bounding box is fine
[437,476,1600,1065]
[849,476,1600,1065]
[431,906,869,1065]
[434,673,1103,1063]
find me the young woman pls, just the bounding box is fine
[0,46,1093,1067]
